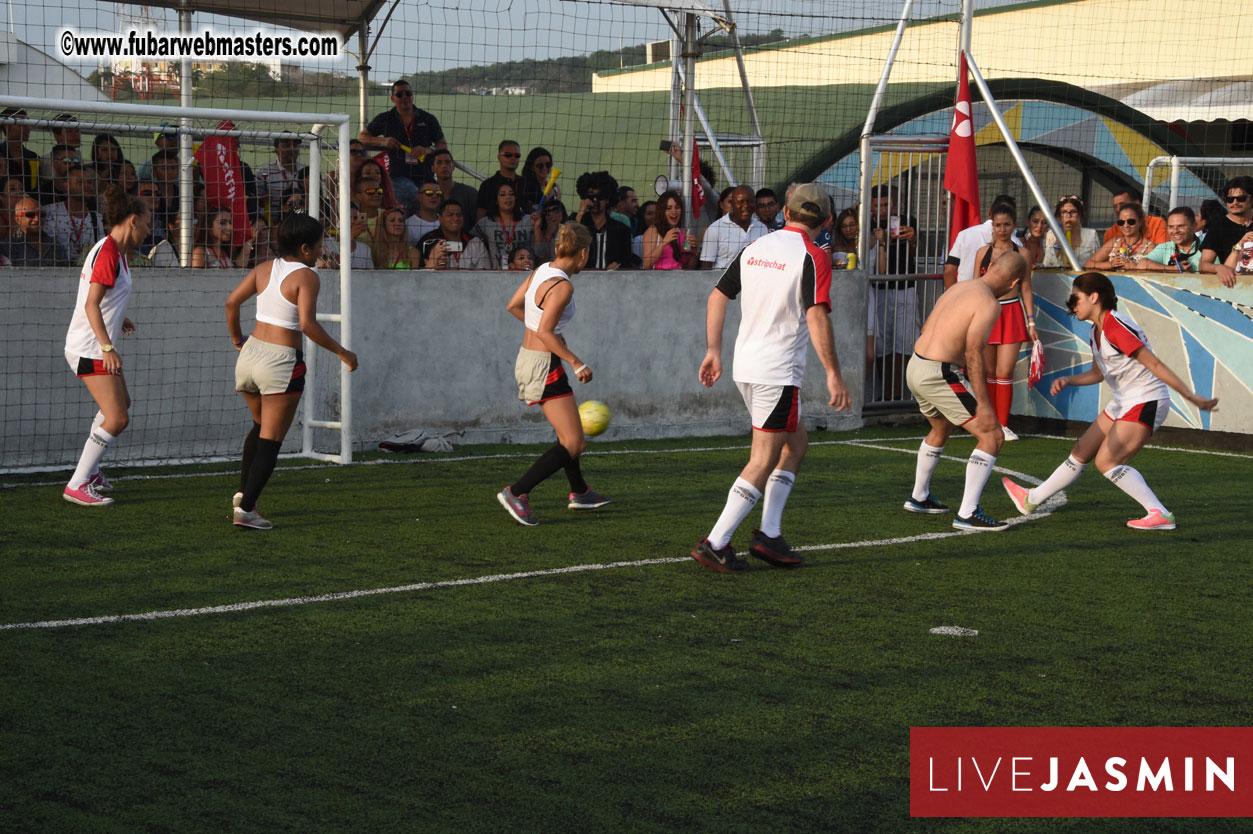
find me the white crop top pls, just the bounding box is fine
[523,263,576,334]
[255,257,303,330]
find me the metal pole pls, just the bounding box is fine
[358,28,369,134]
[338,120,353,464]
[682,13,698,231]
[721,0,762,141]
[675,62,737,188]
[308,128,321,222]
[1169,157,1181,211]
[859,0,915,272]
[964,50,1081,270]
[960,0,973,59]
[670,33,681,184]
[178,3,193,268]
[1142,157,1161,210]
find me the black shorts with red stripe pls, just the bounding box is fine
[286,351,307,395]
[75,356,114,377]
[530,353,572,405]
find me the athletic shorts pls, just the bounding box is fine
[988,297,1029,345]
[1103,397,1169,433]
[235,337,305,396]
[68,354,115,377]
[515,346,572,406]
[736,382,800,432]
[907,354,977,426]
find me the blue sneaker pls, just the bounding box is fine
[904,494,949,514]
[952,506,1009,532]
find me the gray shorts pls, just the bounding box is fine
[515,346,571,405]
[235,337,305,396]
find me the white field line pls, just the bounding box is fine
[6,432,1247,491]
[0,445,1059,632]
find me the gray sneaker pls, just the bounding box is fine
[233,507,273,530]
[497,487,539,526]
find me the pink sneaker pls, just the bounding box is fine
[88,471,113,492]
[1001,477,1037,516]
[1127,508,1176,531]
[64,482,114,506]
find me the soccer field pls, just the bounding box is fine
[1,427,1250,833]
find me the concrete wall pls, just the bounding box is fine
[1,268,868,469]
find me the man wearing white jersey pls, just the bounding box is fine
[691,183,851,573]
[942,195,1022,288]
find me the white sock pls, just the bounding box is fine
[1104,465,1166,513]
[959,450,996,518]
[708,477,761,549]
[759,470,795,538]
[68,427,115,489]
[90,412,106,475]
[1029,455,1086,504]
[912,442,944,502]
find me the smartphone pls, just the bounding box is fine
[889,215,901,237]
[444,240,464,253]
[659,140,675,152]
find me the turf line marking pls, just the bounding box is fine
[0,459,1061,632]
[3,437,926,490]
[7,433,1247,491]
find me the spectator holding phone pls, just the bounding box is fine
[418,199,489,269]
[642,191,696,270]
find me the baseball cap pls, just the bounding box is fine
[786,183,831,222]
[154,121,177,143]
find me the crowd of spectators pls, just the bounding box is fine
[3,85,1250,284]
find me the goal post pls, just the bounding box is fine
[0,96,353,472]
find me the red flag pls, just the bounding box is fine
[195,120,250,248]
[690,141,705,217]
[945,52,981,247]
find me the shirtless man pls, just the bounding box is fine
[903,251,1027,531]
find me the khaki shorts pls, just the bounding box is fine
[515,346,572,405]
[235,337,305,396]
[906,354,976,426]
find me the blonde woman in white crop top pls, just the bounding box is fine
[497,221,612,526]
[225,213,359,530]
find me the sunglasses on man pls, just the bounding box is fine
[1225,194,1250,204]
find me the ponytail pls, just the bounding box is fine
[554,221,592,258]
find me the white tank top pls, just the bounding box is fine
[523,263,576,334]
[255,257,303,330]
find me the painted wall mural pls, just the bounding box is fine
[1020,272,1252,433]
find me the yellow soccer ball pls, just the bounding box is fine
[579,400,611,437]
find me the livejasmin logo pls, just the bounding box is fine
[928,753,1235,793]
[910,727,1253,818]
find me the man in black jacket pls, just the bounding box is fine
[574,171,639,269]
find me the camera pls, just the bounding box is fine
[659,140,675,152]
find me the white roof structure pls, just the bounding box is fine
[0,31,107,102]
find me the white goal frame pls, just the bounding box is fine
[0,95,354,466]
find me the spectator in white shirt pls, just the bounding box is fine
[405,179,443,247]
[698,185,768,269]
[44,165,105,261]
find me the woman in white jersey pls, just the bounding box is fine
[225,213,358,529]
[1002,272,1217,531]
[497,221,611,526]
[62,185,151,506]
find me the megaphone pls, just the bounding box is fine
[654,175,684,196]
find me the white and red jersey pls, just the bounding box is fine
[1090,309,1167,406]
[65,235,131,361]
[715,227,832,386]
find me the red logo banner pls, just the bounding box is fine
[911,727,1252,817]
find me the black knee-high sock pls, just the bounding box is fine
[240,438,282,513]
[564,457,588,494]
[239,422,261,492]
[511,443,573,496]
